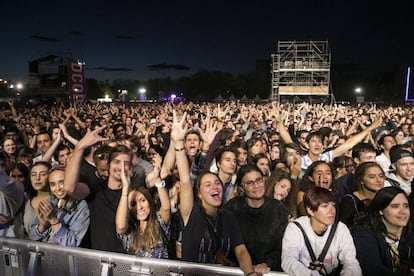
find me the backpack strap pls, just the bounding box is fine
[293,221,339,269]
[318,222,338,262]
[292,221,317,262]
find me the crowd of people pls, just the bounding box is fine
[2,98,414,275]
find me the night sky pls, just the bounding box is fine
[1,0,412,83]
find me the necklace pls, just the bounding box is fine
[206,215,219,233]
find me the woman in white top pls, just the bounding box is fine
[282,186,362,276]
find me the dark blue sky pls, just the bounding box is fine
[1,0,412,83]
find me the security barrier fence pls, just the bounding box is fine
[0,237,286,276]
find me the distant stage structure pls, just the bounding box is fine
[271,40,333,103]
[28,51,86,103]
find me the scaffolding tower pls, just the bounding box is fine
[270,40,331,102]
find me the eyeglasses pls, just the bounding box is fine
[241,177,264,188]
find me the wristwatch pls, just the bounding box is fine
[155,180,166,188]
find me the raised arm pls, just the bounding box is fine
[29,125,40,149]
[272,102,293,144]
[154,153,171,224]
[64,126,108,199]
[160,135,176,180]
[7,98,18,119]
[172,111,193,226]
[115,161,131,235]
[59,123,79,146]
[332,116,383,158]
[71,108,86,129]
[200,107,220,155]
[41,129,63,163]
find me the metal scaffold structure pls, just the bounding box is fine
[270,40,333,103]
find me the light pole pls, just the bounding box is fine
[15,83,23,102]
[354,87,363,103]
[139,87,146,101]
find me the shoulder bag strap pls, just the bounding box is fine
[344,194,359,214]
[293,221,317,262]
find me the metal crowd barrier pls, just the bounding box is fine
[0,237,286,276]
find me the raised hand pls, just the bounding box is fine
[77,125,108,150]
[152,153,163,172]
[171,110,188,143]
[200,107,219,147]
[120,160,131,192]
[37,200,57,226]
[270,102,282,122]
[369,115,383,130]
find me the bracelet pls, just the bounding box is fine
[51,221,60,226]
[175,146,185,151]
[122,194,128,197]
[155,180,166,188]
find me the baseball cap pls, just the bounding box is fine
[390,147,414,164]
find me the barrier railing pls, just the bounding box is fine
[0,237,286,276]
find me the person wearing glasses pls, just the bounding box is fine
[1,137,17,168]
[225,164,289,272]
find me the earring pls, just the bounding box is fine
[379,211,383,216]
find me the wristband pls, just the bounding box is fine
[175,146,185,152]
[155,180,166,188]
[51,221,60,226]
